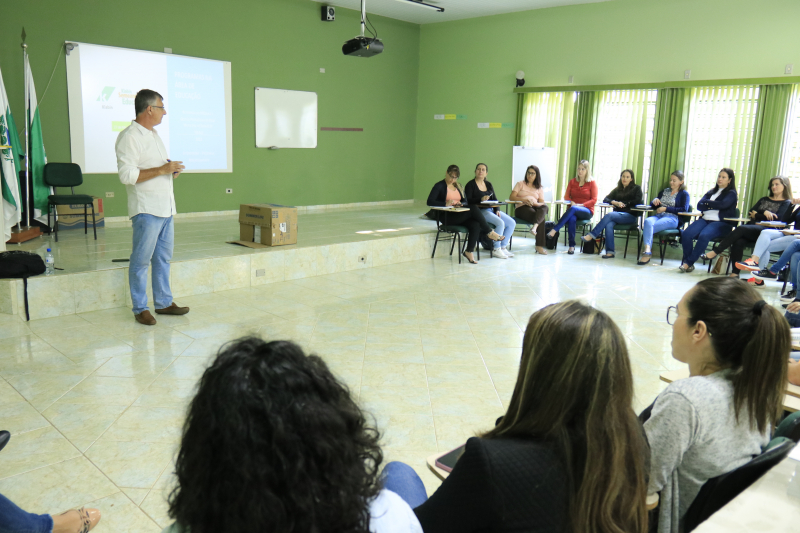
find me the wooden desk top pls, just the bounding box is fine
[430,206,470,212]
[724,217,752,222]
[660,369,800,411]
[426,452,450,481]
[678,212,701,217]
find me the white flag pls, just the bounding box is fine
[0,65,22,241]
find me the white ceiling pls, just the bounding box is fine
[311,0,612,25]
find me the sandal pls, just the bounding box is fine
[487,231,505,242]
[530,224,538,235]
[602,253,615,259]
[535,246,548,255]
[678,264,695,273]
[567,247,575,255]
[53,507,101,533]
[462,251,478,264]
[700,252,716,261]
[637,253,652,266]
[583,234,595,242]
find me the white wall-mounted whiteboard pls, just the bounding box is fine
[255,88,317,149]
[512,146,557,203]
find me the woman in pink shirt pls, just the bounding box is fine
[510,165,549,255]
[547,160,598,253]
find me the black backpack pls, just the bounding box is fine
[544,221,559,250]
[479,233,495,251]
[0,250,46,321]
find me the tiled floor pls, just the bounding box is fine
[0,237,787,532]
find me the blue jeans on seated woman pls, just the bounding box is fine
[0,492,53,533]
[481,209,516,250]
[642,213,679,249]
[680,219,734,267]
[552,206,592,247]
[587,211,636,253]
[381,461,428,509]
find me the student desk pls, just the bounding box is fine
[426,452,450,481]
[659,368,800,412]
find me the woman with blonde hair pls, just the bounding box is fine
[547,160,598,254]
[384,300,650,533]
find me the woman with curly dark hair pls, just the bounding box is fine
[163,338,422,533]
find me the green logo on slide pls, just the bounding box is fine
[97,86,115,102]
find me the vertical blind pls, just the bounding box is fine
[684,85,760,199]
[592,89,657,197]
[781,84,800,194]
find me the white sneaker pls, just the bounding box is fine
[502,247,514,257]
[493,248,508,259]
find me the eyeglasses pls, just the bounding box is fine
[526,171,536,175]
[448,174,460,179]
[666,306,678,325]
[150,105,166,111]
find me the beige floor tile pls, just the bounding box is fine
[4,372,88,412]
[172,322,250,341]
[432,415,498,451]
[85,440,177,488]
[364,343,425,364]
[88,491,162,533]
[365,326,422,345]
[158,357,213,381]
[116,329,195,355]
[133,377,197,408]
[359,386,431,417]
[59,376,153,406]
[43,401,130,452]
[0,349,90,378]
[361,362,427,388]
[0,457,119,514]
[0,426,81,479]
[101,406,185,444]
[368,313,420,329]
[425,363,494,388]
[374,414,437,449]
[93,355,177,380]
[121,487,151,506]
[140,489,172,528]
[429,387,504,417]
[310,325,367,344]
[3,401,51,435]
[421,345,484,366]
[0,380,25,406]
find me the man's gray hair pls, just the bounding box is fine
[134,89,164,115]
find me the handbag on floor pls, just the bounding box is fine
[544,221,559,250]
[581,237,604,255]
[711,254,729,275]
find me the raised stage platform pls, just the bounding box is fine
[1,201,538,321]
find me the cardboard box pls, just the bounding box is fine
[55,197,105,230]
[230,204,297,248]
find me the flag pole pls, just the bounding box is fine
[21,36,30,229]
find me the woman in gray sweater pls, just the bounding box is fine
[645,277,789,533]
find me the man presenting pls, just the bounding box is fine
[116,89,188,325]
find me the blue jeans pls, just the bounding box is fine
[752,230,799,269]
[588,211,637,253]
[790,252,800,291]
[768,240,800,276]
[552,206,592,247]
[681,219,733,266]
[381,461,428,509]
[130,214,174,315]
[0,492,52,533]
[642,213,679,249]
[481,209,516,250]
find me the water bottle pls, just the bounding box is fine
[45,248,54,275]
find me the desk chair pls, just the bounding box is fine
[775,410,800,442]
[429,212,485,264]
[44,162,97,243]
[701,209,740,273]
[564,219,593,247]
[653,209,693,265]
[682,439,795,531]
[610,219,642,259]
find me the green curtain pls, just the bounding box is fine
[743,84,793,208]
[514,94,525,146]
[567,91,600,185]
[647,88,690,201]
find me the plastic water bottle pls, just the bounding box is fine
[45,248,54,275]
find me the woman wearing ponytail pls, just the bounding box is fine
[646,277,789,533]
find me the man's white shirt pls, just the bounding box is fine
[115,120,177,218]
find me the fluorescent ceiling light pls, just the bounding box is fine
[394,0,444,12]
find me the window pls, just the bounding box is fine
[592,89,657,198]
[780,84,800,195]
[684,85,760,199]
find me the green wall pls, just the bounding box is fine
[413,0,800,202]
[0,0,420,217]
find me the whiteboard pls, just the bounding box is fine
[512,146,557,203]
[255,88,317,149]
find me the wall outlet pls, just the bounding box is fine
[320,68,326,73]
[684,69,691,79]
[105,192,114,198]
[358,256,366,263]
[164,48,172,54]
[786,64,794,75]
[255,269,265,277]
[225,188,233,194]
[568,75,574,84]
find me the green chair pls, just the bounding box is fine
[774,410,800,442]
[430,211,485,263]
[701,208,740,273]
[652,208,694,265]
[507,216,534,251]
[563,219,593,247]
[609,223,642,259]
[44,162,97,242]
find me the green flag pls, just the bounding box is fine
[0,65,22,240]
[25,54,50,219]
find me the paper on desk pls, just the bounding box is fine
[482,200,500,204]
[790,443,800,461]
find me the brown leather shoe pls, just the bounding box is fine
[135,310,157,326]
[155,302,190,315]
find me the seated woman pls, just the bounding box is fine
[752,238,800,288]
[581,169,643,259]
[464,163,516,259]
[646,277,788,533]
[509,165,549,255]
[426,164,503,264]
[699,176,793,277]
[163,338,422,533]
[679,168,738,273]
[547,160,598,254]
[385,301,649,533]
[734,204,800,283]
[638,171,690,265]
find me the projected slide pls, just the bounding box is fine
[66,42,232,174]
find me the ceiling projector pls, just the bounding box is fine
[343,36,384,57]
[343,0,383,57]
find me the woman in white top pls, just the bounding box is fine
[679,168,738,273]
[644,277,788,533]
[162,338,422,533]
[509,165,549,255]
